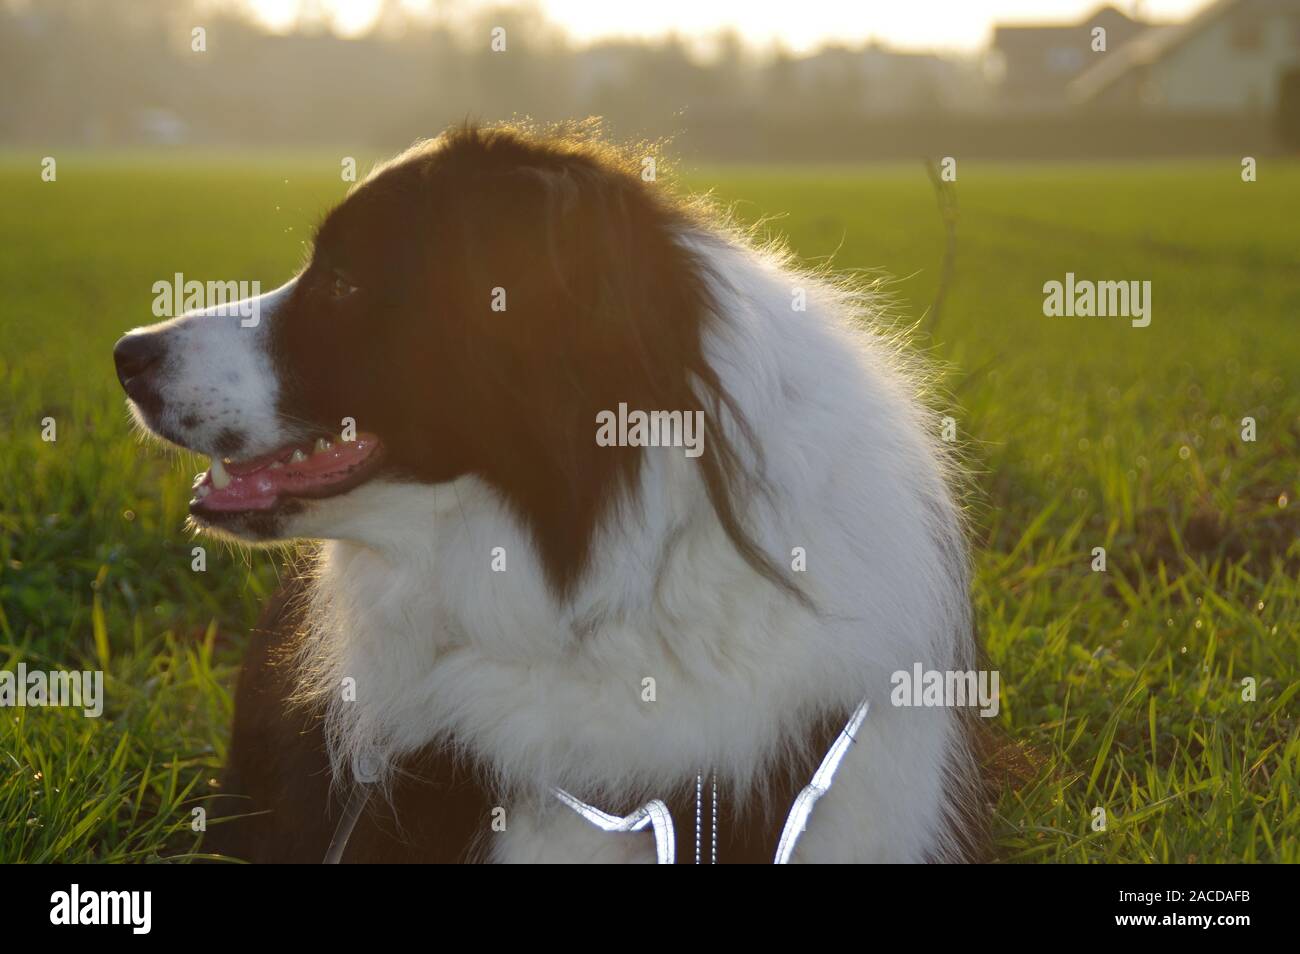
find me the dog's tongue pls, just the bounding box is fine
[193,434,381,511]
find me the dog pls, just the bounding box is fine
[113,124,986,862]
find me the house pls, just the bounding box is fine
[1068,0,1300,112]
[988,5,1154,108]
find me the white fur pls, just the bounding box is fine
[127,279,297,456]
[282,230,975,863]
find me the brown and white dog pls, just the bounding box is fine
[114,125,986,862]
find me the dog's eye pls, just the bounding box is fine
[327,270,359,301]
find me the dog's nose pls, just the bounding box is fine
[113,332,166,399]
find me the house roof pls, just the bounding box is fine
[1067,0,1247,102]
[992,4,1140,54]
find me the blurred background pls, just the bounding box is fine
[4,0,1299,157]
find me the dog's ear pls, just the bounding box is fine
[445,141,810,608]
[496,154,814,612]
[441,157,688,597]
[465,157,706,400]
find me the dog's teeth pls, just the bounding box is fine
[209,459,231,490]
[314,438,332,454]
[196,484,211,499]
[270,460,284,469]
[290,449,307,463]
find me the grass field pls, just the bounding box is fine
[1,154,1296,863]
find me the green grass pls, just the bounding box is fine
[1,155,1297,862]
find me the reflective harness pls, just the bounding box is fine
[326,699,869,864]
[555,698,869,864]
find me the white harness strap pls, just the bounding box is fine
[551,789,677,864]
[323,784,372,864]
[773,698,870,864]
[555,698,870,865]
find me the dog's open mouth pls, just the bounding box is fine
[190,432,384,515]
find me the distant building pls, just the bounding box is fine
[988,4,1154,108]
[1069,0,1300,112]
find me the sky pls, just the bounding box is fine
[241,0,1213,52]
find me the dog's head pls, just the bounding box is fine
[114,125,787,596]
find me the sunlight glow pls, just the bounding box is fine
[243,0,1213,51]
